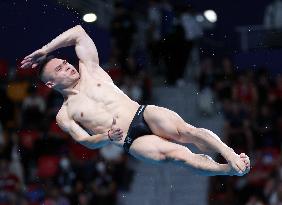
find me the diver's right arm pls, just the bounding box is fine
[56,110,123,149]
[58,120,110,149]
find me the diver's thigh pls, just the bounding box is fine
[128,134,189,164]
[143,105,188,139]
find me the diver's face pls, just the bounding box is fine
[43,58,80,89]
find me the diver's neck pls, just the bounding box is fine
[61,78,80,100]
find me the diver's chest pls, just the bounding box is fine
[66,94,95,122]
[81,77,116,100]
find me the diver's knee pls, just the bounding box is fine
[164,148,192,164]
[177,123,198,143]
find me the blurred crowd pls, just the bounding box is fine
[201,57,282,205]
[0,66,138,205]
[0,0,199,203]
[107,0,203,86]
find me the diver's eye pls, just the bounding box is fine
[55,60,67,72]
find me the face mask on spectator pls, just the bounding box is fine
[60,157,70,170]
[96,162,106,174]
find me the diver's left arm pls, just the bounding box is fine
[21,25,99,69]
[41,25,99,65]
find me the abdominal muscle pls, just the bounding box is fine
[69,86,140,148]
[92,98,140,147]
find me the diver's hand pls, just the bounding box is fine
[226,153,250,176]
[108,117,123,141]
[20,48,47,69]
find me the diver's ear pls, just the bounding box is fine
[45,81,55,88]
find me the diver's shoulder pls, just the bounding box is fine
[56,104,69,122]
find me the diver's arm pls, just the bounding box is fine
[56,116,110,149]
[21,25,99,69]
[41,25,99,65]
[41,25,82,53]
[55,107,110,149]
[56,109,123,149]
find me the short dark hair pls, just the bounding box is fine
[37,55,55,80]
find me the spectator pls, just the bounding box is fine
[214,57,235,101]
[0,122,4,148]
[43,185,70,205]
[111,1,136,69]
[163,14,188,85]
[198,57,216,90]
[232,72,258,107]
[256,68,270,106]
[263,0,282,48]
[0,87,14,128]
[269,181,282,205]
[69,180,89,205]
[90,161,117,205]
[21,85,46,129]
[57,156,76,195]
[146,0,164,70]
[245,195,266,205]
[0,159,21,204]
[253,104,275,148]
[264,0,282,29]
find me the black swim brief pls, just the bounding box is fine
[123,105,153,153]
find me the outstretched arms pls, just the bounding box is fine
[21,25,99,68]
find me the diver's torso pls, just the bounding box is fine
[62,63,139,147]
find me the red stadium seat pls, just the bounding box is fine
[68,140,98,161]
[0,59,8,78]
[49,119,68,139]
[36,82,52,99]
[37,155,60,178]
[18,129,40,150]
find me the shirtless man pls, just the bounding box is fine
[21,25,250,176]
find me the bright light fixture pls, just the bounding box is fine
[204,10,217,23]
[83,13,97,23]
